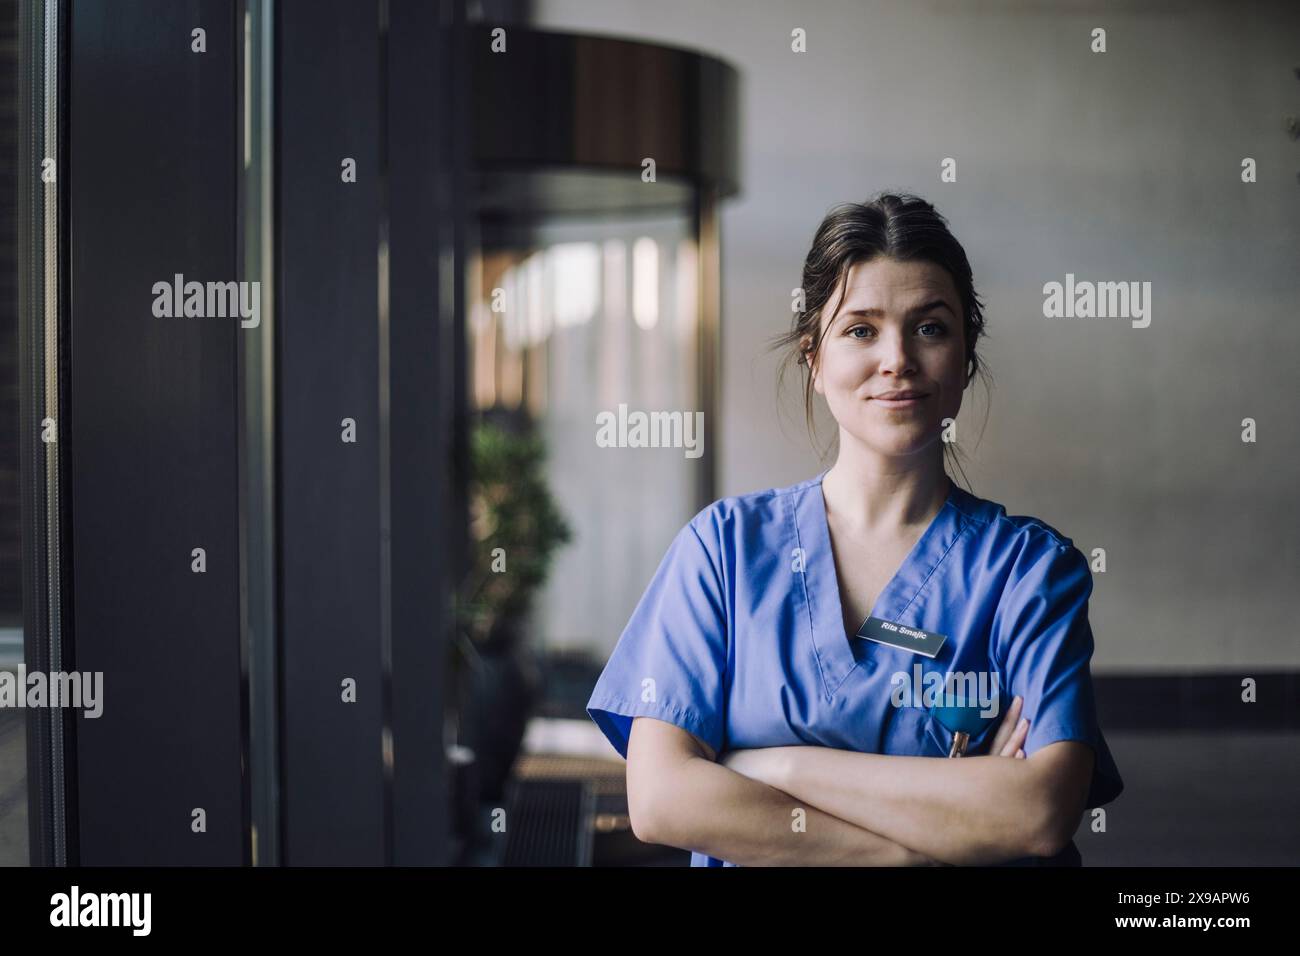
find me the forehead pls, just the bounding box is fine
[821,258,960,331]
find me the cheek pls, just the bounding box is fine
[818,346,865,393]
[926,346,966,399]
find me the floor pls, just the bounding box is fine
[1071,731,1300,866]
[0,708,25,867]
[1,712,1295,866]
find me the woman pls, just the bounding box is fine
[586,193,1123,866]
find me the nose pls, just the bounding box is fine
[876,327,917,377]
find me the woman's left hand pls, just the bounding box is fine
[987,694,1030,758]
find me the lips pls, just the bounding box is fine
[871,391,929,409]
[873,391,928,400]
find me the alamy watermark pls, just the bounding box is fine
[50,886,150,936]
[890,665,1000,718]
[1042,273,1151,328]
[595,403,704,459]
[0,666,102,718]
[152,273,261,328]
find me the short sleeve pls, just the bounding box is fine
[992,542,1123,808]
[586,518,729,761]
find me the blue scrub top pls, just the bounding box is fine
[587,470,1124,867]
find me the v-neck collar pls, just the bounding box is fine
[792,468,969,701]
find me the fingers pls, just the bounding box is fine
[989,694,1023,755]
[1000,716,1030,758]
[987,697,1019,754]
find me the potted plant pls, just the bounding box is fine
[450,412,572,843]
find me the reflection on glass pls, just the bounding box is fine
[0,431,25,870]
[240,0,278,867]
[0,209,21,858]
[468,211,702,666]
[0,81,27,859]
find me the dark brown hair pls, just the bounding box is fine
[771,192,992,480]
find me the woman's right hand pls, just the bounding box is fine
[987,694,1030,758]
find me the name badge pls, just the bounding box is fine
[856,616,948,658]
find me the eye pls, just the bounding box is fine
[846,324,874,339]
[917,322,948,338]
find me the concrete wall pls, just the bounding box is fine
[530,0,1300,671]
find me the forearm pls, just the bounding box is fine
[640,755,937,866]
[775,748,1051,865]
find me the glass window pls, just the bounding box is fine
[1,0,29,868]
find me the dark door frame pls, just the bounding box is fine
[20,0,461,867]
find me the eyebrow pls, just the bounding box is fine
[839,299,955,321]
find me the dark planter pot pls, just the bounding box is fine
[457,618,541,806]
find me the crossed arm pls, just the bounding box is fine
[627,695,1095,866]
[627,717,934,866]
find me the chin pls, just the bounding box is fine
[852,429,940,460]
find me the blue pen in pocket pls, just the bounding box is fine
[928,701,1000,758]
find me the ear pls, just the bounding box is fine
[800,335,823,396]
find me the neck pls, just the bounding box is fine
[821,434,950,534]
